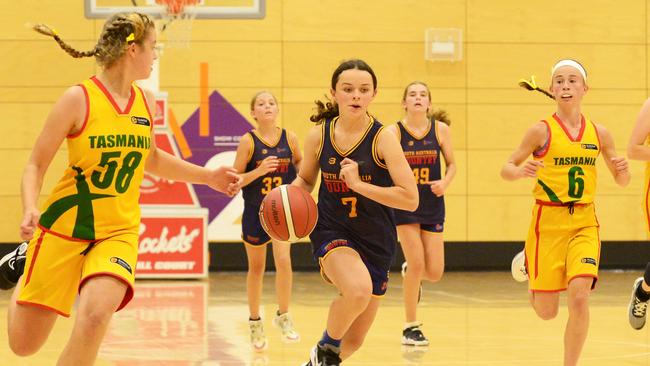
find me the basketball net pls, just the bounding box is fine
[155,0,200,48]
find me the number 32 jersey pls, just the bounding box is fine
[38,76,153,241]
[533,113,600,204]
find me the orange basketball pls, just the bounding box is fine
[259,185,318,242]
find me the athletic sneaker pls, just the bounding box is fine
[301,344,341,366]
[510,249,528,282]
[401,262,423,303]
[0,242,28,290]
[249,318,268,352]
[629,277,648,330]
[272,311,300,342]
[402,323,429,346]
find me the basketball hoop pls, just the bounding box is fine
[155,0,202,48]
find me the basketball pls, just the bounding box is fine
[259,184,318,242]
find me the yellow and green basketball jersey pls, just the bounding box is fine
[38,76,153,241]
[533,113,600,204]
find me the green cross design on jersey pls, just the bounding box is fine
[39,166,114,240]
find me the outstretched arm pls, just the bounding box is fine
[142,90,241,196]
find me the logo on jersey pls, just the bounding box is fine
[408,141,414,146]
[581,257,597,266]
[423,140,434,146]
[131,116,151,126]
[380,281,388,292]
[328,157,337,165]
[262,149,268,154]
[581,143,598,150]
[110,256,133,274]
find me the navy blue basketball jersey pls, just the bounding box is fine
[242,128,297,208]
[310,117,397,270]
[394,120,445,225]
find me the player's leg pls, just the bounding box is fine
[628,262,650,330]
[563,221,599,366]
[421,226,444,283]
[57,234,137,365]
[245,242,268,319]
[564,276,592,366]
[340,296,381,360]
[529,291,560,320]
[7,277,58,356]
[8,231,84,356]
[303,247,373,366]
[271,239,299,342]
[244,242,269,351]
[57,276,127,365]
[397,224,424,323]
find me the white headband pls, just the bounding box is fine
[551,60,587,82]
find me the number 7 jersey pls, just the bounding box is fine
[533,113,600,204]
[38,76,153,241]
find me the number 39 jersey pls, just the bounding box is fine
[38,76,153,241]
[393,120,444,225]
[533,113,600,204]
[241,128,297,208]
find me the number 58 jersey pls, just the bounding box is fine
[38,76,153,241]
[533,114,600,204]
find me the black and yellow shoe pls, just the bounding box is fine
[0,242,27,290]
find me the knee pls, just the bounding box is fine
[9,338,41,357]
[78,308,114,334]
[405,259,425,278]
[534,305,558,320]
[274,255,292,273]
[425,266,444,283]
[342,287,372,310]
[248,261,265,277]
[568,289,590,311]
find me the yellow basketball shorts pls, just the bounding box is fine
[524,202,600,292]
[17,227,138,317]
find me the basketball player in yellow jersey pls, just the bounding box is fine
[2,13,241,365]
[625,94,650,330]
[501,59,629,366]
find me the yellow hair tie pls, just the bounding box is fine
[126,33,135,43]
[51,28,58,36]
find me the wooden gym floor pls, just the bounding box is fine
[1,271,650,365]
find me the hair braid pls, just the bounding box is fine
[32,24,97,59]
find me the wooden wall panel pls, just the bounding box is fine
[1,0,650,241]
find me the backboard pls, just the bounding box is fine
[84,0,265,19]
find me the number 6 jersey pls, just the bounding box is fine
[38,76,153,241]
[533,113,600,204]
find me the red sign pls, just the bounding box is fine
[137,212,207,278]
[154,97,167,127]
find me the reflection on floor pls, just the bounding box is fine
[1,271,650,365]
